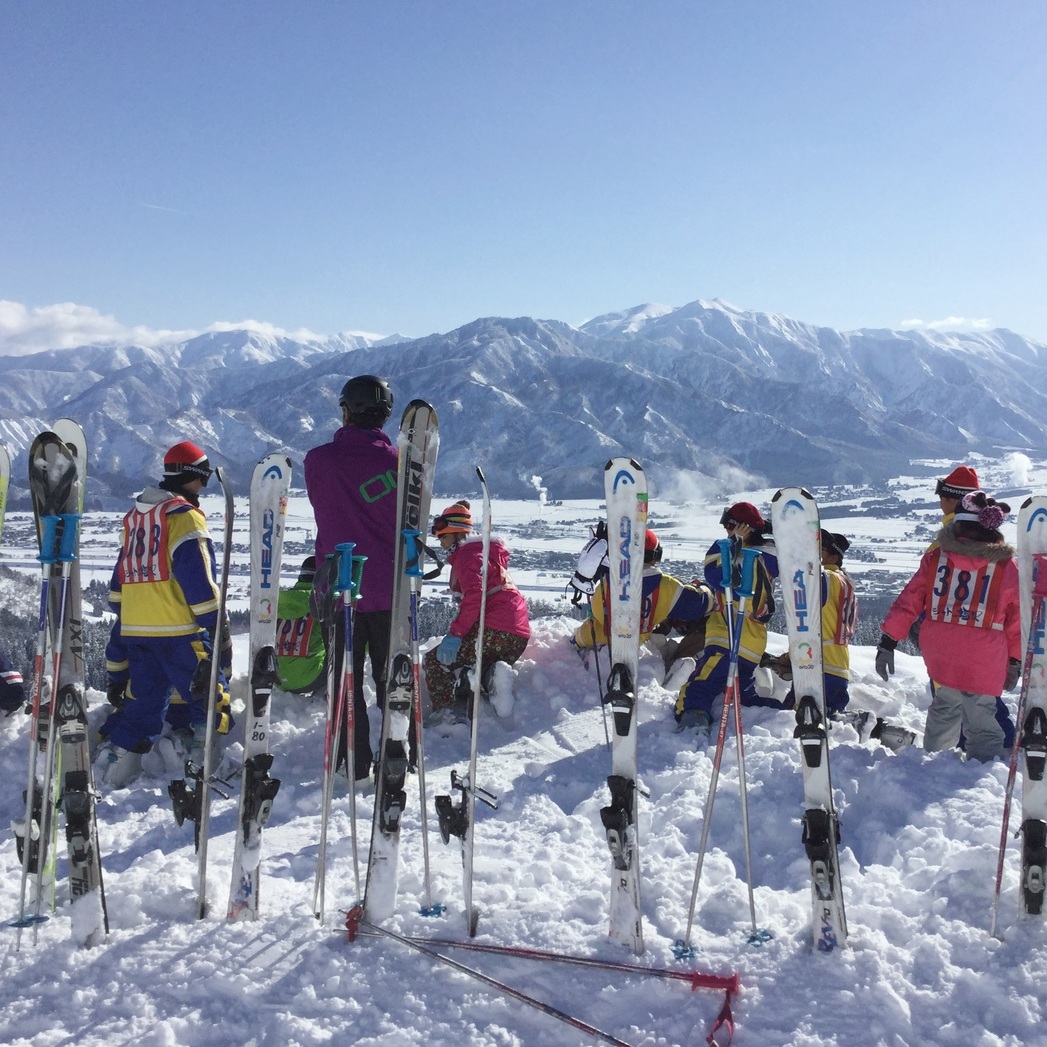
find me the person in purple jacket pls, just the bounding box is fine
[304,374,398,780]
[424,500,531,725]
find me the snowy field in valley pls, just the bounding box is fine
[1,451,1046,1046]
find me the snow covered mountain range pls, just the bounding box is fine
[2,298,1045,506]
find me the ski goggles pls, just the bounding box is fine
[935,478,973,499]
[431,513,471,537]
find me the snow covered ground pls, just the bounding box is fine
[1,454,1046,1047]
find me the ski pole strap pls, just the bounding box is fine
[334,542,356,593]
[310,555,338,626]
[38,515,61,564]
[57,513,81,563]
[419,538,445,580]
[403,528,423,578]
[706,989,735,1047]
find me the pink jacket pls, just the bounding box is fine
[447,535,531,641]
[882,527,1020,695]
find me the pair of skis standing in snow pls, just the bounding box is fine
[318,400,501,938]
[6,425,297,939]
[595,469,1047,957]
[9,422,107,948]
[581,464,844,955]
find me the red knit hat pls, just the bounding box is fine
[163,441,212,483]
[721,501,765,530]
[936,465,979,500]
[432,500,473,537]
[644,528,662,564]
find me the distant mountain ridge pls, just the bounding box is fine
[1,298,1045,506]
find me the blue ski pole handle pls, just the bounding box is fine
[38,515,61,564]
[57,513,81,563]
[403,528,423,578]
[716,538,737,656]
[716,539,733,592]
[335,542,356,598]
[351,555,367,601]
[737,547,760,600]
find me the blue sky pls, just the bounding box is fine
[1,1,1045,352]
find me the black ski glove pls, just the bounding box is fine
[875,633,897,682]
[219,621,233,676]
[106,678,130,710]
[191,657,213,702]
[0,691,25,716]
[1005,658,1021,691]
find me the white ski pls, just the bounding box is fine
[770,486,847,951]
[228,453,292,919]
[600,456,647,955]
[363,400,439,921]
[52,419,108,946]
[1015,496,1047,917]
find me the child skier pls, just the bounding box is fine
[876,491,1021,762]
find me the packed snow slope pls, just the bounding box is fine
[3,466,1045,1047]
[1,619,1043,1047]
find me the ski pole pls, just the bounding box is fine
[730,546,765,944]
[677,539,738,955]
[31,513,78,940]
[463,466,492,936]
[348,909,641,1047]
[338,544,365,899]
[313,554,342,920]
[314,546,366,918]
[356,930,741,993]
[990,552,1047,938]
[338,544,365,902]
[405,535,441,917]
[13,513,60,944]
[404,527,443,917]
[195,467,234,919]
[356,928,741,1045]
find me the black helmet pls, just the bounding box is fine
[339,375,393,426]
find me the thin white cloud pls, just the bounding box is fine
[899,315,993,333]
[138,201,195,217]
[0,300,342,357]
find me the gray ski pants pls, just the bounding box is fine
[924,685,1004,762]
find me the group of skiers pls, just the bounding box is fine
[568,464,1020,764]
[3,382,1022,793]
[84,374,531,790]
[569,500,858,737]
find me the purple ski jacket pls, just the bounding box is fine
[304,424,398,613]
